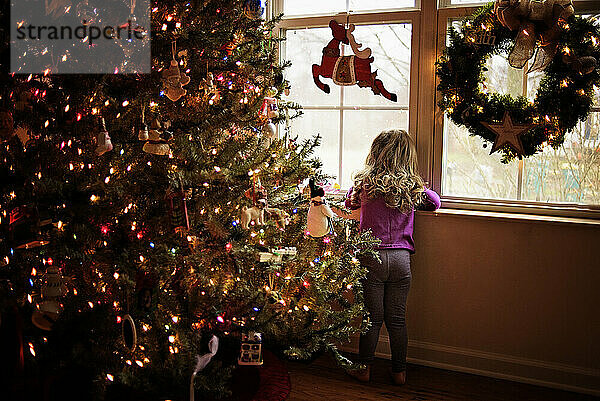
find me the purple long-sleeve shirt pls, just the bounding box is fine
[345,187,441,253]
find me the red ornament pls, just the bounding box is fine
[260,97,279,119]
[312,20,397,102]
[244,176,267,206]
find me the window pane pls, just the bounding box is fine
[443,116,519,199]
[526,69,544,101]
[441,17,600,206]
[283,1,346,16]
[341,110,408,187]
[484,55,523,98]
[521,113,600,205]
[285,28,341,107]
[343,24,412,107]
[292,110,340,179]
[348,0,415,11]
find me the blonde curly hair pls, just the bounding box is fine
[351,129,426,214]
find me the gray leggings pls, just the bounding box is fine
[359,249,411,372]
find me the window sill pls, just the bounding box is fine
[420,208,600,227]
[327,193,600,225]
[440,197,600,221]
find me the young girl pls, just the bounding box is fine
[345,129,440,385]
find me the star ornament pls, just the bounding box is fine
[481,112,535,157]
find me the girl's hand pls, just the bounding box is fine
[331,206,360,221]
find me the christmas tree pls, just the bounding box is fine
[0,1,378,399]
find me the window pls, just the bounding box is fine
[276,0,600,215]
[278,2,417,188]
[440,12,600,207]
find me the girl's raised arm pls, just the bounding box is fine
[419,188,441,211]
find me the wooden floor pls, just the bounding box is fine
[286,355,596,401]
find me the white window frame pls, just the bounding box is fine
[272,0,600,220]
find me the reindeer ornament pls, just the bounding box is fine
[312,20,397,102]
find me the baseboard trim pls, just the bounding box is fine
[339,335,600,397]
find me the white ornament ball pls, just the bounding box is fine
[263,122,277,139]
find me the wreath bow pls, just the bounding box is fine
[494,0,574,72]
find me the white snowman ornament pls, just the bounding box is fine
[306,178,335,238]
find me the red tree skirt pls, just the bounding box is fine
[228,350,291,401]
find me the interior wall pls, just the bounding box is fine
[343,211,600,395]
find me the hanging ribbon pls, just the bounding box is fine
[494,0,574,72]
[190,335,219,401]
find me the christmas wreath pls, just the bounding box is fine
[436,1,600,162]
